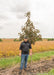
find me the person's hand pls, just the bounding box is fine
[19,53,21,56]
[30,53,32,56]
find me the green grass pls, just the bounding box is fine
[0,56,21,68]
[28,50,54,62]
[0,51,54,68]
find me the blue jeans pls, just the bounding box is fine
[20,54,29,70]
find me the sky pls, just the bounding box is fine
[0,0,54,38]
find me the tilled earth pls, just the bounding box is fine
[0,56,54,75]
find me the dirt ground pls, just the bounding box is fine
[0,56,54,75]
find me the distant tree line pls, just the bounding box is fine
[47,38,54,41]
[0,39,2,42]
[14,38,20,42]
[14,38,42,42]
[14,38,54,42]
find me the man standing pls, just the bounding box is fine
[19,36,32,74]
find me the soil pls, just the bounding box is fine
[0,56,54,75]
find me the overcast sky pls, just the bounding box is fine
[0,0,54,38]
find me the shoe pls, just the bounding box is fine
[24,68,27,71]
[19,69,22,75]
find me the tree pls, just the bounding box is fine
[18,12,42,44]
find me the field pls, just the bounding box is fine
[0,51,54,75]
[0,50,54,68]
[0,39,54,75]
[0,39,54,57]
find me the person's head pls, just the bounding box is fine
[24,36,28,42]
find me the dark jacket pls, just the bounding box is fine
[19,40,32,54]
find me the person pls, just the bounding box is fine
[19,36,32,74]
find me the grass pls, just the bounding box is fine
[28,50,54,62]
[0,51,54,68]
[0,56,21,68]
